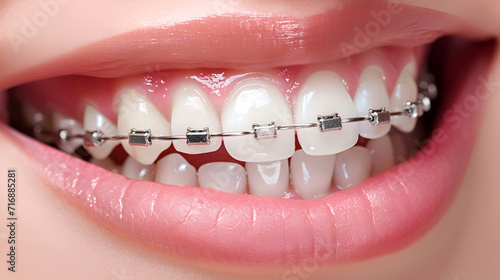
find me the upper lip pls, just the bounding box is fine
[1,1,496,269]
[0,1,474,90]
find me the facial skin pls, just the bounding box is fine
[0,1,499,279]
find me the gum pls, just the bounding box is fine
[10,45,423,126]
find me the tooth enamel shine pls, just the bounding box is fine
[52,111,84,154]
[83,105,119,159]
[295,71,359,156]
[198,162,248,194]
[221,79,294,162]
[391,64,418,133]
[334,146,372,190]
[246,159,289,198]
[156,153,198,186]
[291,149,336,199]
[354,66,391,139]
[171,84,222,154]
[117,89,172,165]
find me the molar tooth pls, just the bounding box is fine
[52,111,83,154]
[117,89,171,165]
[366,134,395,176]
[391,64,418,132]
[290,149,335,199]
[21,103,46,126]
[354,66,391,139]
[155,153,198,186]
[22,103,52,143]
[170,84,222,154]
[221,79,294,162]
[198,162,247,194]
[295,71,359,155]
[121,156,156,181]
[83,105,119,159]
[245,159,289,198]
[90,158,122,173]
[334,146,372,190]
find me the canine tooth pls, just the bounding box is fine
[366,134,395,176]
[295,71,358,156]
[221,79,294,162]
[117,89,171,165]
[83,105,119,159]
[155,153,198,186]
[121,156,155,181]
[89,158,121,173]
[354,66,391,139]
[170,84,222,154]
[291,149,335,199]
[334,146,371,190]
[391,64,418,132]
[52,112,84,154]
[198,162,247,194]
[246,159,289,198]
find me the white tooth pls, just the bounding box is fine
[155,153,198,186]
[26,105,53,143]
[198,162,247,194]
[366,134,395,176]
[121,156,155,181]
[83,105,119,159]
[295,71,359,156]
[90,158,122,173]
[52,111,84,154]
[391,64,418,133]
[354,66,391,139]
[117,89,171,165]
[221,79,294,162]
[290,149,335,199]
[333,146,371,190]
[246,159,289,198]
[170,84,222,154]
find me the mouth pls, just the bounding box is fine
[0,1,497,270]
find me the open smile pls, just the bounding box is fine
[0,0,496,270]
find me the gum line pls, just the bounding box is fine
[11,46,421,123]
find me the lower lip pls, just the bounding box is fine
[0,39,494,268]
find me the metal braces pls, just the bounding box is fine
[37,73,436,148]
[51,95,431,148]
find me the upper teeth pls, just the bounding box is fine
[170,84,222,154]
[354,66,391,139]
[116,89,172,165]
[221,79,295,162]
[49,65,434,166]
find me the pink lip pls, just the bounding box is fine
[0,2,470,90]
[0,39,495,267]
[1,1,495,268]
